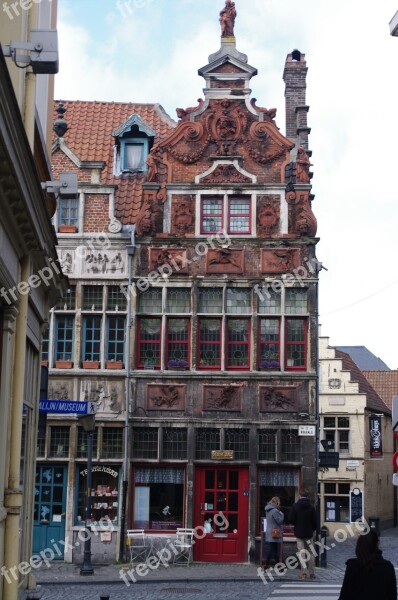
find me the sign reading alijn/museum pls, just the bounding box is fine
[39,400,97,415]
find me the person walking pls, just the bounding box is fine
[263,496,284,568]
[289,488,317,580]
[338,530,397,600]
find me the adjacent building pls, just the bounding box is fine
[319,336,394,535]
[0,2,64,599]
[44,4,320,564]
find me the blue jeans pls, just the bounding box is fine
[264,541,281,566]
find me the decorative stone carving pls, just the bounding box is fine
[203,385,242,411]
[48,382,71,401]
[171,197,195,235]
[147,384,185,411]
[108,216,122,234]
[146,143,163,183]
[247,121,294,164]
[295,146,312,184]
[207,248,244,273]
[295,192,317,237]
[60,251,73,274]
[80,381,123,415]
[219,0,237,37]
[165,121,209,164]
[149,248,188,274]
[250,99,277,121]
[176,99,205,123]
[201,163,252,184]
[84,251,125,275]
[257,196,280,237]
[261,248,300,273]
[259,386,298,412]
[206,100,248,157]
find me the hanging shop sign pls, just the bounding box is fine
[369,415,383,458]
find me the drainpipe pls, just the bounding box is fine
[315,274,321,564]
[119,226,135,563]
[3,255,30,600]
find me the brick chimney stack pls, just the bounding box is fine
[283,50,311,152]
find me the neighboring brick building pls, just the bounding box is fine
[319,336,394,534]
[42,5,320,564]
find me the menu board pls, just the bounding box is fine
[350,490,363,523]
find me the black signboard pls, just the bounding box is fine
[350,489,363,523]
[319,452,339,469]
[369,415,383,458]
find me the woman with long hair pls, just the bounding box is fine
[338,530,397,600]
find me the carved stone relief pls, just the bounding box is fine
[257,195,280,237]
[171,197,195,235]
[48,381,72,401]
[201,163,252,184]
[149,248,188,274]
[261,248,300,273]
[259,386,298,412]
[203,385,242,411]
[80,380,123,415]
[207,248,244,274]
[147,384,185,411]
[84,251,125,275]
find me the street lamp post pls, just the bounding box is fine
[79,413,95,576]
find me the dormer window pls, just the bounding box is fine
[113,114,156,176]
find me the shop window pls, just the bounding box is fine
[323,417,350,454]
[132,428,158,459]
[225,429,249,460]
[49,426,70,458]
[258,430,277,461]
[76,465,119,525]
[76,427,98,459]
[133,467,184,530]
[324,482,350,523]
[102,428,123,459]
[195,429,221,459]
[258,468,299,526]
[162,428,188,460]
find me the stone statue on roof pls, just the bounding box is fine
[219,0,237,37]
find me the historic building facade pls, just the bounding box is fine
[319,335,394,534]
[0,2,64,598]
[44,4,320,564]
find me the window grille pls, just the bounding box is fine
[281,430,300,461]
[225,429,249,460]
[82,286,103,311]
[162,428,188,459]
[107,286,127,311]
[132,428,158,459]
[195,429,220,459]
[258,430,277,461]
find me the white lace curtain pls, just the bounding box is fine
[125,144,143,170]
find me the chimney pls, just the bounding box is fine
[283,50,311,151]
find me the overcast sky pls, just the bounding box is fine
[55,0,398,370]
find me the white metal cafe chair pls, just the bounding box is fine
[127,529,147,564]
[173,528,195,566]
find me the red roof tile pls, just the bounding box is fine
[362,371,398,411]
[335,350,391,415]
[53,100,176,223]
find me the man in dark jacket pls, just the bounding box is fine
[289,488,317,580]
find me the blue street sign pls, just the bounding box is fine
[39,400,97,414]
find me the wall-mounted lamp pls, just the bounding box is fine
[42,172,78,199]
[2,30,59,74]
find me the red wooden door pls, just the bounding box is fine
[194,466,249,562]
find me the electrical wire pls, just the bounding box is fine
[320,278,398,317]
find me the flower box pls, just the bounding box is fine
[55,360,73,369]
[58,224,77,233]
[168,360,189,370]
[82,361,100,369]
[259,361,280,370]
[41,360,49,367]
[105,360,123,370]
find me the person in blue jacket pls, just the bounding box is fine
[263,496,284,568]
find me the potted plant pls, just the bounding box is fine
[55,359,73,369]
[58,224,77,233]
[168,359,189,370]
[105,360,124,369]
[82,360,100,369]
[259,360,280,370]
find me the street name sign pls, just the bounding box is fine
[39,400,97,415]
[299,425,316,436]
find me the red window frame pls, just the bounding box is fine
[200,197,223,234]
[258,318,280,369]
[136,317,161,369]
[198,318,222,370]
[285,318,307,371]
[166,318,190,369]
[226,318,250,370]
[227,196,251,235]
